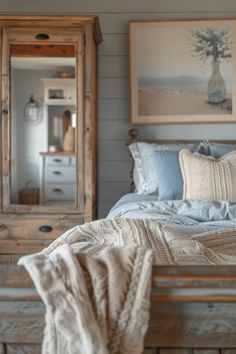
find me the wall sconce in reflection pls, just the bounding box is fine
[24,94,42,126]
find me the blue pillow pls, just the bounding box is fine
[153,150,183,200]
[197,143,211,155]
[210,143,236,158]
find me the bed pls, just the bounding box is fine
[108,129,236,353]
[1,129,236,353]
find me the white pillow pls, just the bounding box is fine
[179,149,236,202]
[129,142,197,195]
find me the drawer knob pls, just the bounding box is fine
[39,225,53,233]
[53,171,62,175]
[35,33,50,40]
[53,188,62,192]
[53,158,62,162]
[0,223,7,231]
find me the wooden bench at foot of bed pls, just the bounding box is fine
[1,265,236,354]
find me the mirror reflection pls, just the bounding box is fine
[10,44,77,205]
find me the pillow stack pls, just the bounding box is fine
[129,142,197,196]
[129,141,236,202]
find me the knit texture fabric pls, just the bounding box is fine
[19,218,236,354]
[179,148,236,202]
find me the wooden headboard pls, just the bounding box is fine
[128,128,236,145]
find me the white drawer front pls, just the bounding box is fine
[46,156,70,166]
[71,156,76,166]
[45,166,76,183]
[45,184,75,201]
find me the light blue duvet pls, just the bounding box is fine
[107,193,236,235]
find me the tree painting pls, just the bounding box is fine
[190,27,232,111]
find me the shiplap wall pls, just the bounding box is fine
[1,0,236,217]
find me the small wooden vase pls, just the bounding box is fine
[63,126,75,152]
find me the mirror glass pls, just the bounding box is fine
[10,44,77,206]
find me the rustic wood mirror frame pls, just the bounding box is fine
[0,15,102,220]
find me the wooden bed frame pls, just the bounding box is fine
[1,264,236,353]
[1,131,236,353]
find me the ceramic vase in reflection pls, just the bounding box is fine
[63,125,75,152]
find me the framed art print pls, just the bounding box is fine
[129,19,236,124]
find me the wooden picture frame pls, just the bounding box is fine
[129,19,236,124]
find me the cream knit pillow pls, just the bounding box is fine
[179,149,236,202]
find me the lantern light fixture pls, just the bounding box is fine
[24,94,42,126]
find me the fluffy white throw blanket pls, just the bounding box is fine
[19,218,236,354]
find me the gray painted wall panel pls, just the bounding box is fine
[99,141,131,160]
[98,78,129,99]
[99,161,131,181]
[1,0,236,13]
[99,35,128,55]
[99,120,132,140]
[99,56,128,77]
[99,182,130,203]
[99,202,116,218]
[138,124,236,140]
[99,12,236,34]
[98,99,129,120]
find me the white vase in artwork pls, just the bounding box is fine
[63,126,75,152]
[207,60,226,103]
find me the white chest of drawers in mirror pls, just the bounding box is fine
[40,153,76,204]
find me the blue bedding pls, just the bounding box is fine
[107,193,236,235]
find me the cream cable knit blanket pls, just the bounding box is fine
[19,218,236,354]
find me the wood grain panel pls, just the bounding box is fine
[145,302,236,348]
[0,215,24,240]
[11,43,74,57]
[0,265,33,288]
[223,350,236,353]
[194,350,220,354]
[0,239,51,257]
[143,349,156,354]
[84,23,98,221]
[159,350,192,354]
[0,255,11,264]
[24,215,82,240]
[6,344,42,354]
[0,301,44,343]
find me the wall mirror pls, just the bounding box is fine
[2,27,85,213]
